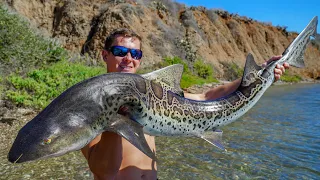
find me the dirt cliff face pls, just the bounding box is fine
[3,0,320,79]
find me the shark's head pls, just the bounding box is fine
[8,86,104,163]
[7,110,96,163]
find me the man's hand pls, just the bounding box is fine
[262,55,290,81]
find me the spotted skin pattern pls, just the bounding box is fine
[112,17,318,139]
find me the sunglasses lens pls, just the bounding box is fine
[130,49,142,60]
[110,46,142,60]
[112,46,128,57]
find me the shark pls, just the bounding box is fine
[8,16,318,163]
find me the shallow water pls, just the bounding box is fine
[1,83,319,179]
[156,83,320,179]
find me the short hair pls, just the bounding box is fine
[103,28,142,50]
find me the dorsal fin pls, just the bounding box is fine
[142,64,184,96]
[240,54,262,86]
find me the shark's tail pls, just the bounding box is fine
[282,16,318,68]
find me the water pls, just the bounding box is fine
[156,83,320,179]
[1,84,319,179]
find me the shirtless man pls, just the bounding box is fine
[81,28,289,180]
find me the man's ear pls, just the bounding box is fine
[101,50,108,62]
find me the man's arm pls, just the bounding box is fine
[185,56,289,101]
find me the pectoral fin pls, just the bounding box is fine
[109,115,157,161]
[200,129,226,151]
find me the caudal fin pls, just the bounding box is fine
[282,16,318,68]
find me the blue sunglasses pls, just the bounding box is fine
[109,46,143,60]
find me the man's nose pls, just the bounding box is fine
[123,52,133,63]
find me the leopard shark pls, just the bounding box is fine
[8,16,318,163]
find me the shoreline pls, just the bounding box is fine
[184,78,320,94]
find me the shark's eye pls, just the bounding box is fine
[42,138,52,145]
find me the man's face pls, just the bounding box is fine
[102,35,141,73]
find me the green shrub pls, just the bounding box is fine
[6,60,105,108]
[280,73,302,83]
[220,61,244,80]
[193,60,213,79]
[163,56,189,72]
[0,5,68,75]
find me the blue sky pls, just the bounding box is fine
[176,0,319,33]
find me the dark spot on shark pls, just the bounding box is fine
[184,110,190,116]
[183,118,186,122]
[238,79,263,98]
[142,113,147,118]
[156,103,161,114]
[164,109,170,117]
[163,101,167,109]
[200,113,204,118]
[167,122,171,126]
[149,116,152,121]
[173,106,183,115]
[150,80,163,99]
[150,99,155,110]
[214,112,222,122]
[205,112,213,119]
[134,77,147,94]
[167,91,174,105]
[188,120,192,124]
[227,94,241,106]
[170,112,180,121]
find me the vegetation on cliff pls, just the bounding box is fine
[0,5,218,108]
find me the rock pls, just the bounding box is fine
[17,108,35,116]
[0,107,8,116]
[0,100,5,107]
[0,117,17,125]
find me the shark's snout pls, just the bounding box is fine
[8,152,23,163]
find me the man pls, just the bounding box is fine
[81,28,289,180]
